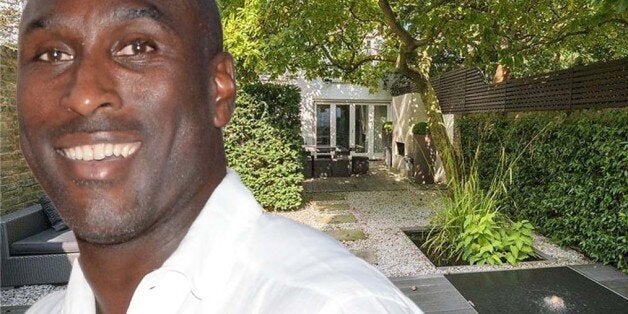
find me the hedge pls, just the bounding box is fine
[224,84,304,211]
[459,108,628,272]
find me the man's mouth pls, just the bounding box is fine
[57,142,142,161]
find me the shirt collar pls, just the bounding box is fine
[64,169,263,310]
[64,259,96,313]
[156,168,262,298]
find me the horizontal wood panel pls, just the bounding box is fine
[433,58,628,113]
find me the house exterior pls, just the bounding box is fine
[288,75,393,160]
[261,44,461,181]
[282,73,453,183]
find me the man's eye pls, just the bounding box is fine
[37,50,74,62]
[115,40,156,57]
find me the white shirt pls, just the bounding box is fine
[27,169,422,313]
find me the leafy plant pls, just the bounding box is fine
[426,147,536,266]
[382,121,393,134]
[412,122,430,135]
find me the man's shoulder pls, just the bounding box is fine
[237,214,421,311]
[245,213,352,264]
[26,290,65,314]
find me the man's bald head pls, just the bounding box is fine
[195,0,224,58]
[20,0,224,59]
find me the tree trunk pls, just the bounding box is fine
[419,81,461,184]
[492,64,511,84]
[401,68,461,184]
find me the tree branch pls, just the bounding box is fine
[348,1,382,24]
[378,0,426,50]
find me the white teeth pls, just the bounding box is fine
[113,144,121,157]
[121,145,131,158]
[59,142,141,161]
[62,147,77,159]
[128,145,137,156]
[105,143,113,156]
[82,145,94,161]
[94,143,105,160]
[75,146,84,160]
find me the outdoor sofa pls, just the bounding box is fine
[1,203,78,287]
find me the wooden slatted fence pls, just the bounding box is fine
[433,58,628,114]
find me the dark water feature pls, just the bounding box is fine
[445,267,628,313]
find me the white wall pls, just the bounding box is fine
[390,93,455,183]
[287,75,392,146]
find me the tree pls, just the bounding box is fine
[220,0,627,182]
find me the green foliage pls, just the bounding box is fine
[459,108,628,271]
[220,0,626,87]
[383,121,393,134]
[242,83,302,144]
[412,122,430,135]
[221,0,626,188]
[426,150,536,266]
[224,84,304,211]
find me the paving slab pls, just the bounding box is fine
[303,192,347,202]
[303,162,414,193]
[350,249,378,265]
[317,213,356,224]
[569,264,628,299]
[325,229,367,241]
[390,275,476,313]
[314,203,351,212]
[445,267,628,313]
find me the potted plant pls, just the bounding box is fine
[411,122,435,184]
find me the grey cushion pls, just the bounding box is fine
[11,229,78,255]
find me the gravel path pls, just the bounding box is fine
[2,166,591,307]
[275,188,591,278]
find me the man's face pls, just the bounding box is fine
[18,0,233,244]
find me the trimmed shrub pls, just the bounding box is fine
[459,108,628,272]
[243,83,302,145]
[224,84,304,211]
[412,122,430,135]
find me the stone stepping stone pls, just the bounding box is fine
[350,249,378,265]
[315,203,351,212]
[305,192,347,202]
[325,229,368,241]
[311,200,346,207]
[317,213,357,224]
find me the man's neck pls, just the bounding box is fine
[77,168,227,314]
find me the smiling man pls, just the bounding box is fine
[18,1,421,313]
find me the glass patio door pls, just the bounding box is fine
[315,105,330,146]
[335,105,350,150]
[315,103,388,159]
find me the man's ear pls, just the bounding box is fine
[211,52,236,128]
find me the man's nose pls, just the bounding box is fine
[60,55,122,116]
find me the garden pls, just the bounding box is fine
[222,81,627,273]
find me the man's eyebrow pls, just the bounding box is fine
[22,15,54,38]
[113,4,176,31]
[115,5,162,21]
[21,5,175,38]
